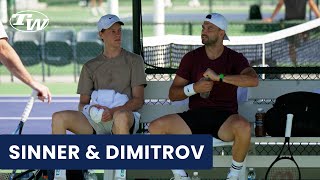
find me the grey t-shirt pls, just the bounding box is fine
[77,49,146,99]
[284,0,308,20]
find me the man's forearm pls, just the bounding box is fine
[112,97,144,112]
[169,86,189,101]
[222,74,259,87]
[0,40,35,86]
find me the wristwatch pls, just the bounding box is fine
[219,74,224,82]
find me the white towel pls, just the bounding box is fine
[83,89,131,123]
[91,89,129,108]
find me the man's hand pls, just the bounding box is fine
[203,68,219,81]
[194,77,214,93]
[92,105,113,122]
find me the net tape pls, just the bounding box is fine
[143,18,320,70]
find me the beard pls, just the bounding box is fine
[201,35,218,46]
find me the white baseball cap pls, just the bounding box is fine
[204,13,229,40]
[97,14,124,32]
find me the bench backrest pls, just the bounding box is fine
[139,80,320,124]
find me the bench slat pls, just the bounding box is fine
[249,80,320,99]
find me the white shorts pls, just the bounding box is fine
[82,110,140,134]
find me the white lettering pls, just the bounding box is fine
[150,145,161,159]
[176,145,190,159]
[9,145,20,159]
[69,145,80,159]
[11,14,32,25]
[43,145,55,159]
[162,145,174,159]
[127,145,143,159]
[106,145,119,159]
[26,18,49,31]
[191,145,204,159]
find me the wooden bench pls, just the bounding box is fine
[104,79,320,179]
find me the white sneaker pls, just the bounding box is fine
[226,175,239,180]
[170,174,191,180]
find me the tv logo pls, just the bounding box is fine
[9,10,49,32]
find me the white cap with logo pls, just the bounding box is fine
[204,13,229,40]
[97,14,124,32]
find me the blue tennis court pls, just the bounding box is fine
[0,96,79,134]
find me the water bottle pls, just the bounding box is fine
[114,169,126,180]
[255,108,266,137]
[247,168,256,180]
[53,169,67,180]
[200,77,211,99]
[84,170,98,180]
[191,171,201,180]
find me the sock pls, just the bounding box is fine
[227,159,243,177]
[171,169,187,177]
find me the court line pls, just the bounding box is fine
[0,117,51,120]
[0,100,78,102]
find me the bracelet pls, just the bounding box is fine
[219,74,224,82]
[183,83,196,97]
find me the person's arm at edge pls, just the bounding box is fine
[264,0,284,22]
[0,38,51,102]
[309,0,320,18]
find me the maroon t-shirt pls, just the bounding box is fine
[176,46,250,113]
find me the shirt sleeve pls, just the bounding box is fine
[175,52,193,81]
[77,65,94,95]
[0,22,8,40]
[232,53,250,74]
[131,55,147,88]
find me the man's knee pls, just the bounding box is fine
[113,110,133,128]
[148,115,174,134]
[233,115,251,135]
[52,111,64,125]
[51,111,73,128]
[149,118,163,133]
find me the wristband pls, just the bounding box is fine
[183,83,196,97]
[219,74,225,82]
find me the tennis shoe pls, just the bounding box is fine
[226,174,239,180]
[170,174,190,180]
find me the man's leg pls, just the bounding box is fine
[112,110,135,134]
[148,114,192,134]
[52,110,94,134]
[149,114,192,179]
[218,114,251,179]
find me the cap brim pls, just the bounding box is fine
[224,34,229,40]
[118,21,124,25]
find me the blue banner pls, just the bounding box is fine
[0,135,212,169]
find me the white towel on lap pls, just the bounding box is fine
[83,89,130,123]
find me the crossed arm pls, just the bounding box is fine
[169,67,258,101]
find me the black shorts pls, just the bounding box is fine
[178,108,236,140]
